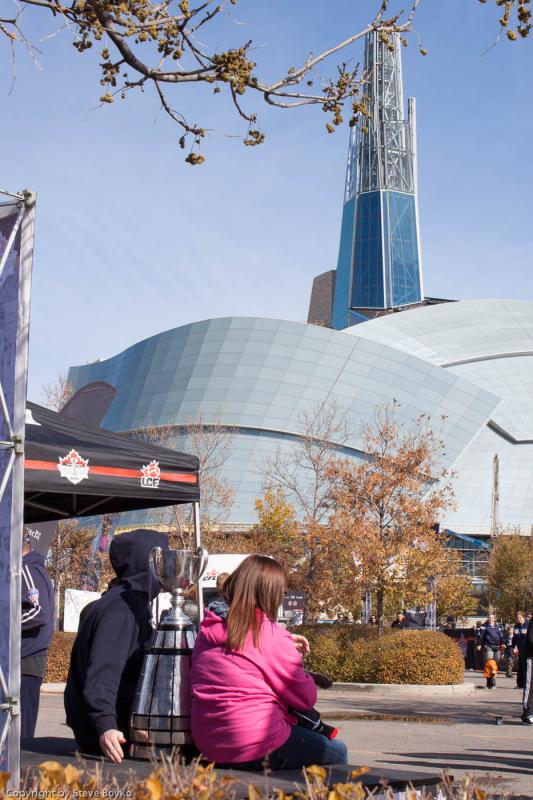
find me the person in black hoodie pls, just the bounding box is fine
[21,537,54,738]
[64,529,168,762]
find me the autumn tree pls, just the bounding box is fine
[252,486,358,619]
[433,549,478,621]
[258,400,356,620]
[382,542,477,622]
[252,487,300,567]
[262,400,349,526]
[1,1,529,161]
[329,403,465,631]
[486,532,533,620]
[135,413,235,549]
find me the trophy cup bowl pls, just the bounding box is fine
[151,545,209,627]
[129,544,209,758]
[152,546,209,593]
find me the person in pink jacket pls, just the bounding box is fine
[191,555,348,770]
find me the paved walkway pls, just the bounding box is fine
[26,672,532,798]
[318,672,533,797]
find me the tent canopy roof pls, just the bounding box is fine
[24,402,199,522]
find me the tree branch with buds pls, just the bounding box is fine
[1,0,530,162]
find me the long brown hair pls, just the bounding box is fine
[224,555,287,651]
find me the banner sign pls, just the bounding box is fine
[282,592,305,612]
[200,553,248,588]
[63,588,100,632]
[0,192,35,781]
[22,520,58,558]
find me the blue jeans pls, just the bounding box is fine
[224,725,348,771]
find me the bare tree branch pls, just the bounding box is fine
[133,412,236,545]
[2,0,529,162]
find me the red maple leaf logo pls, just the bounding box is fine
[141,460,160,479]
[141,460,160,487]
[60,449,88,468]
[58,449,89,485]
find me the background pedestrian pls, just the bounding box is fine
[513,611,529,689]
[477,613,505,665]
[21,535,54,739]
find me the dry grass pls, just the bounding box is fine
[0,756,510,800]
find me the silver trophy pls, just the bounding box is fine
[129,545,209,759]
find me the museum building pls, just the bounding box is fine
[67,31,533,576]
[67,299,533,546]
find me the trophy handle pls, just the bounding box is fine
[150,546,162,585]
[195,547,209,581]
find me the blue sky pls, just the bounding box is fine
[1,0,532,400]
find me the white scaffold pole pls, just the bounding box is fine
[192,502,204,624]
[0,190,35,789]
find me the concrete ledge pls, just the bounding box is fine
[45,680,474,696]
[331,681,475,695]
[42,683,66,693]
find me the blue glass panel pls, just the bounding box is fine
[386,192,421,306]
[331,196,356,329]
[351,191,384,308]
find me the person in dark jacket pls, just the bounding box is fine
[477,614,505,664]
[64,529,168,762]
[512,611,529,689]
[391,611,407,629]
[504,624,514,678]
[521,615,533,723]
[21,538,54,738]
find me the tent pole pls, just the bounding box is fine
[193,502,203,624]
[4,196,35,787]
[0,207,24,281]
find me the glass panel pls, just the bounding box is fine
[351,191,384,309]
[331,196,356,329]
[387,191,421,306]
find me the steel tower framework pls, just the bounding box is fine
[331,31,424,329]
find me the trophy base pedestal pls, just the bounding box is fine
[129,622,198,761]
[129,546,209,763]
[129,738,197,762]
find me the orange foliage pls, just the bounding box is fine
[329,403,458,628]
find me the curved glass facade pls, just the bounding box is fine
[344,299,533,534]
[68,316,498,528]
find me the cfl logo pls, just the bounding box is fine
[141,475,160,488]
[141,460,161,488]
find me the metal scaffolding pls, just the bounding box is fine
[331,30,424,324]
[0,188,36,786]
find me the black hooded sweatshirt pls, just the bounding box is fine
[64,529,168,748]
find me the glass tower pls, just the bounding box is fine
[331,31,423,329]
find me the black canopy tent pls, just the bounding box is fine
[24,402,200,523]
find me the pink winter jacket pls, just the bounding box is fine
[190,610,317,764]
